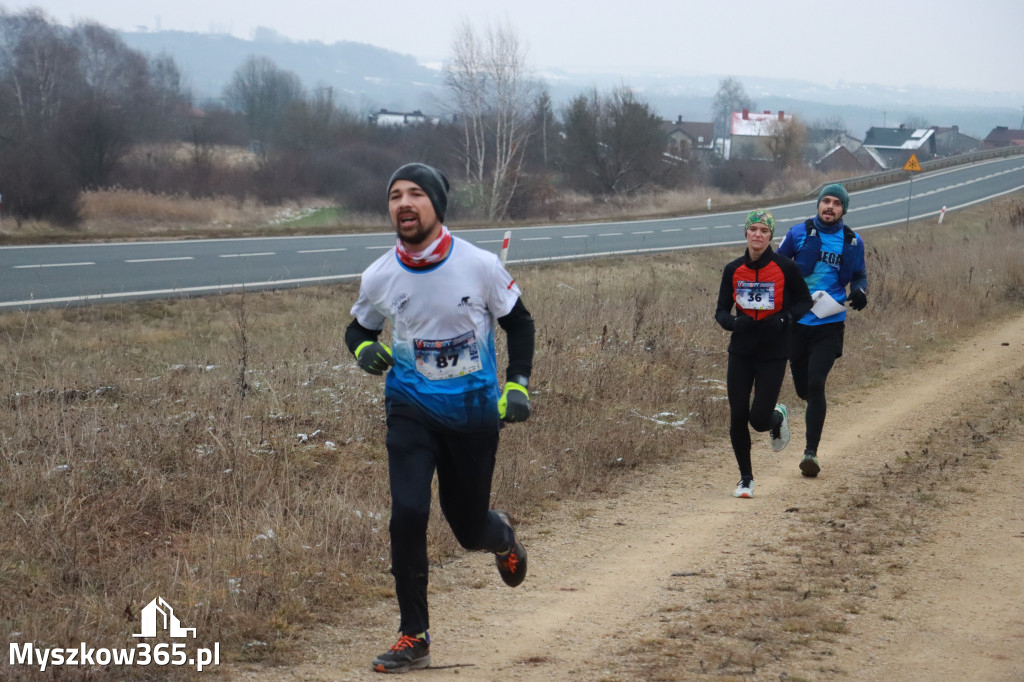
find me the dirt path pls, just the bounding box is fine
[228,314,1024,681]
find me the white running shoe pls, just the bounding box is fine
[770,404,791,452]
[733,478,754,498]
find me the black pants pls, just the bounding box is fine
[789,322,845,453]
[726,353,787,479]
[385,412,514,636]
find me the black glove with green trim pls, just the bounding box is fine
[355,341,394,376]
[499,377,530,423]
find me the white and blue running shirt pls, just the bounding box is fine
[350,235,521,430]
[797,229,848,326]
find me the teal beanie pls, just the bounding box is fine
[818,183,850,213]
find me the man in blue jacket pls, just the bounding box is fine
[776,183,868,478]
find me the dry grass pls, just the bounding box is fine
[1,197,1022,679]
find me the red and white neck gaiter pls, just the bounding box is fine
[395,225,452,268]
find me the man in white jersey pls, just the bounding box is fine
[345,163,535,674]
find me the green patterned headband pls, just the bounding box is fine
[744,209,775,236]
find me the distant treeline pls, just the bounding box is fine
[0,10,812,227]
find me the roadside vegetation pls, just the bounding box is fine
[1,197,1022,679]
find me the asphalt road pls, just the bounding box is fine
[2,156,1022,310]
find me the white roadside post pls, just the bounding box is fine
[500,230,511,266]
[938,206,946,224]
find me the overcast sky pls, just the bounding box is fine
[6,0,1024,97]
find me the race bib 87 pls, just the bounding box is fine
[414,331,483,380]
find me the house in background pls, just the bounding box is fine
[806,127,864,165]
[853,145,887,171]
[814,144,884,174]
[983,126,1024,149]
[369,109,437,127]
[662,117,714,159]
[930,126,981,156]
[861,126,936,169]
[727,109,792,160]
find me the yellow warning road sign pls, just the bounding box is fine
[902,154,923,172]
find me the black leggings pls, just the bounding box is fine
[789,323,845,453]
[385,412,514,636]
[726,353,787,479]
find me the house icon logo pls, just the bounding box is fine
[132,597,196,638]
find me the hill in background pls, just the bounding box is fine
[119,29,1023,140]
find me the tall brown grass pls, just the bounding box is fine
[1,197,1022,679]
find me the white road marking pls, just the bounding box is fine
[125,257,194,263]
[14,262,94,268]
[219,252,275,258]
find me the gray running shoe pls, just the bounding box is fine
[770,404,791,452]
[800,452,820,478]
[372,633,430,673]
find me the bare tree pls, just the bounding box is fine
[444,19,535,222]
[712,77,754,147]
[62,23,153,187]
[0,10,192,221]
[0,9,80,138]
[765,116,807,168]
[223,55,303,147]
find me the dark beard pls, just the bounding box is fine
[819,212,842,226]
[397,225,433,246]
[395,215,438,247]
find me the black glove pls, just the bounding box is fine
[498,379,530,423]
[767,312,791,331]
[355,341,394,375]
[733,314,755,332]
[849,289,867,311]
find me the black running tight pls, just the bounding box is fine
[789,327,843,453]
[726,354,787,479]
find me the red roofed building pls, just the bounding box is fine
[726,109,793,160]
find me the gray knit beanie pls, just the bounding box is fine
[387,163,450,222]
